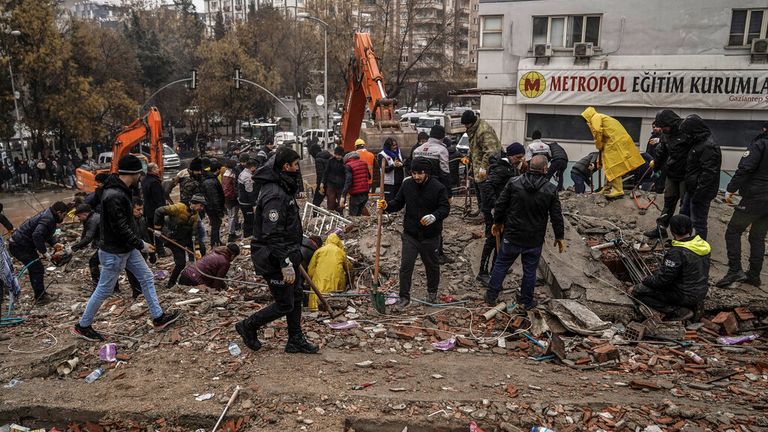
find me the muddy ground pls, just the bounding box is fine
[1,190,767,432]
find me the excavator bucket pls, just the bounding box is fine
[359,128,419,156]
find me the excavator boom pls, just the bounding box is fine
[339,33,415,153]
[76,107,164,192]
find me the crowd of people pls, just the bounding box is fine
[0,152,85,191]
[0,108,766,354]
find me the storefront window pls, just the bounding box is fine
[526,113,642,143]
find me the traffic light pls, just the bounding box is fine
[190,69,197,90]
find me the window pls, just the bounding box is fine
[480,15,503,48]
[729,9,768,46]
[532,15,601,48]
[526,114,641,143]
[708,119,765,148]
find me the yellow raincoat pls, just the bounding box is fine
[581,107,644,182]
[307,233,351,310]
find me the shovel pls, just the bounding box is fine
[372,163,386,313]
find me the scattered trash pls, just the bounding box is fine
[84,368,104,383]
[440,294,457,303]
[328,320,359,330]
[546,299,612,336]
[530,427,556,432]
[56,357,79,376]
[98,343,117,362]
[154,270,169,280]
[355,360,373,368]
[432,337,456,351]
[228,341,241,357]
[195,393,214,401]
[385,293,399,305]
[717,334,759,345]
[684,350,705,365]
[188,288,200,294]
[3,378,21,388]
[469,421,487,432]
[351,381,376,390]
[389,387,407,392]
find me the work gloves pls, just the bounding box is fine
[194,250,202,260]
[376,200,388,211]
[461,157,470,165]
[319,185,325,194]
[649,160,655,169]
[419,214,436,226]
[141,241,156,254]
[476,167,487,181]
[339,198,346,209]
[64,245,73,255]
[554,239,566,254]
[281,258,296,284]
[725,192,735,204]
[43,251,53,262]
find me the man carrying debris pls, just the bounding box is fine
[72,155,180,342]
[632,215,710,320]
[236,147,319,354]
[644,110,692,238]
[477,143,526,286]
[154,194,207,289]
[717,122,768,288]
[679,115,721,241]
[581,106,645,199]
[340,151,371,216]
[485,155,565,310]
[377,157,451,309]
[8,201,69,304]
[570,152,599,194]
[179,243,240,290]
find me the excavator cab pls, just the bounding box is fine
[76,107,164,193]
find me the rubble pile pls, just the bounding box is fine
[1,197,767,431]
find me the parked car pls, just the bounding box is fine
[299,129,336,147]
[163,144,181,169]
[274,131,297,146]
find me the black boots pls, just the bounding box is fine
[476,240,495,286]
[715,270,747,288]
[235,321,262,352]
[285,333,319,354]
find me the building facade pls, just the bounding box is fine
[475,0,768,170]
[202,0,305,32]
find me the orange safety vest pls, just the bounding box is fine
[357,149,375,184]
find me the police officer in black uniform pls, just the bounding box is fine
[717,122,768,288]
[235,147,319,354]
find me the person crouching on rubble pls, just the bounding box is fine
[154,194,207,289]
[179,243,240,290]
[631,214,710,321]
[377,157,451,310]
[308,231,352,311]
[236,147,319,354]
[485,155,565,310]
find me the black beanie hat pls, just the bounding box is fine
[226,243,241,257]
[95,173,109,184]
[189,157,203,171]
[461,110,477,125]
[411,157,432,173]
[75,204,92,215]
[430,125,446,139]
[669,214,693,236]
[334,146,345,156]
[117,154,143,174]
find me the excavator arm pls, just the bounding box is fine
[76,107,164,192]
[340,33,408,152]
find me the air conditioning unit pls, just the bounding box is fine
[574,42,594,58]
[751,38,768,55]
[534,43,552,57]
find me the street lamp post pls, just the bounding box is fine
[297,13,329,150]
[4,30,25,160]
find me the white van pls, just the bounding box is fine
[299,129,335,147]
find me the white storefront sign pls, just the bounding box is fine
[516,69,768,110]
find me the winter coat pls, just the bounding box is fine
[322,157,346,189]
[141,173,165,225]
[646,131,665,160]
[547,141,569,162]
[447,144,461,187]
[0,213,13,232]
[342,158,371,196]
[642,235,710,306]
[10,208,58,254]
[202,172,225,217]
[654,110,691,181]
[99,175,145,254]
[581,107,645,182]
[413,138,450,175]
[525,140,551,161]
[313,150,332,187]
[376,151,405,187]
[357,149,375,185]
[222,168,238,203]
[71,212,100,251]
[179,173,202,205]
[180,247,232,289]
[250,158,303,275]
[571,152,599,184]
[727,130,768,213]
[680,115,722,204]
[237,168,257,206]
[466,118,502,181]
[493,171,564,248]
[385,175,450,240]
[154,203,200,245]
[307,233,351,310]
[480,152,518,214]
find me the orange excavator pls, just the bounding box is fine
[75,107,164,193]
[340,33,416,153]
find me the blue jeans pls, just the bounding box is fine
[80,249,163,327]
[679,195,712,240]
[571,171,589,194]
[486,239,542,306]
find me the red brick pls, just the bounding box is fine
[456,335,477,348]
[592,343,620,363]
[394,326,421,340]
[734,307,756,321]
[712,311,739,335]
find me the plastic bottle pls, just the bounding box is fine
[531,427,556,432]
[228,341,241,357]
[85,368,104,383]
[684,350,704,365]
